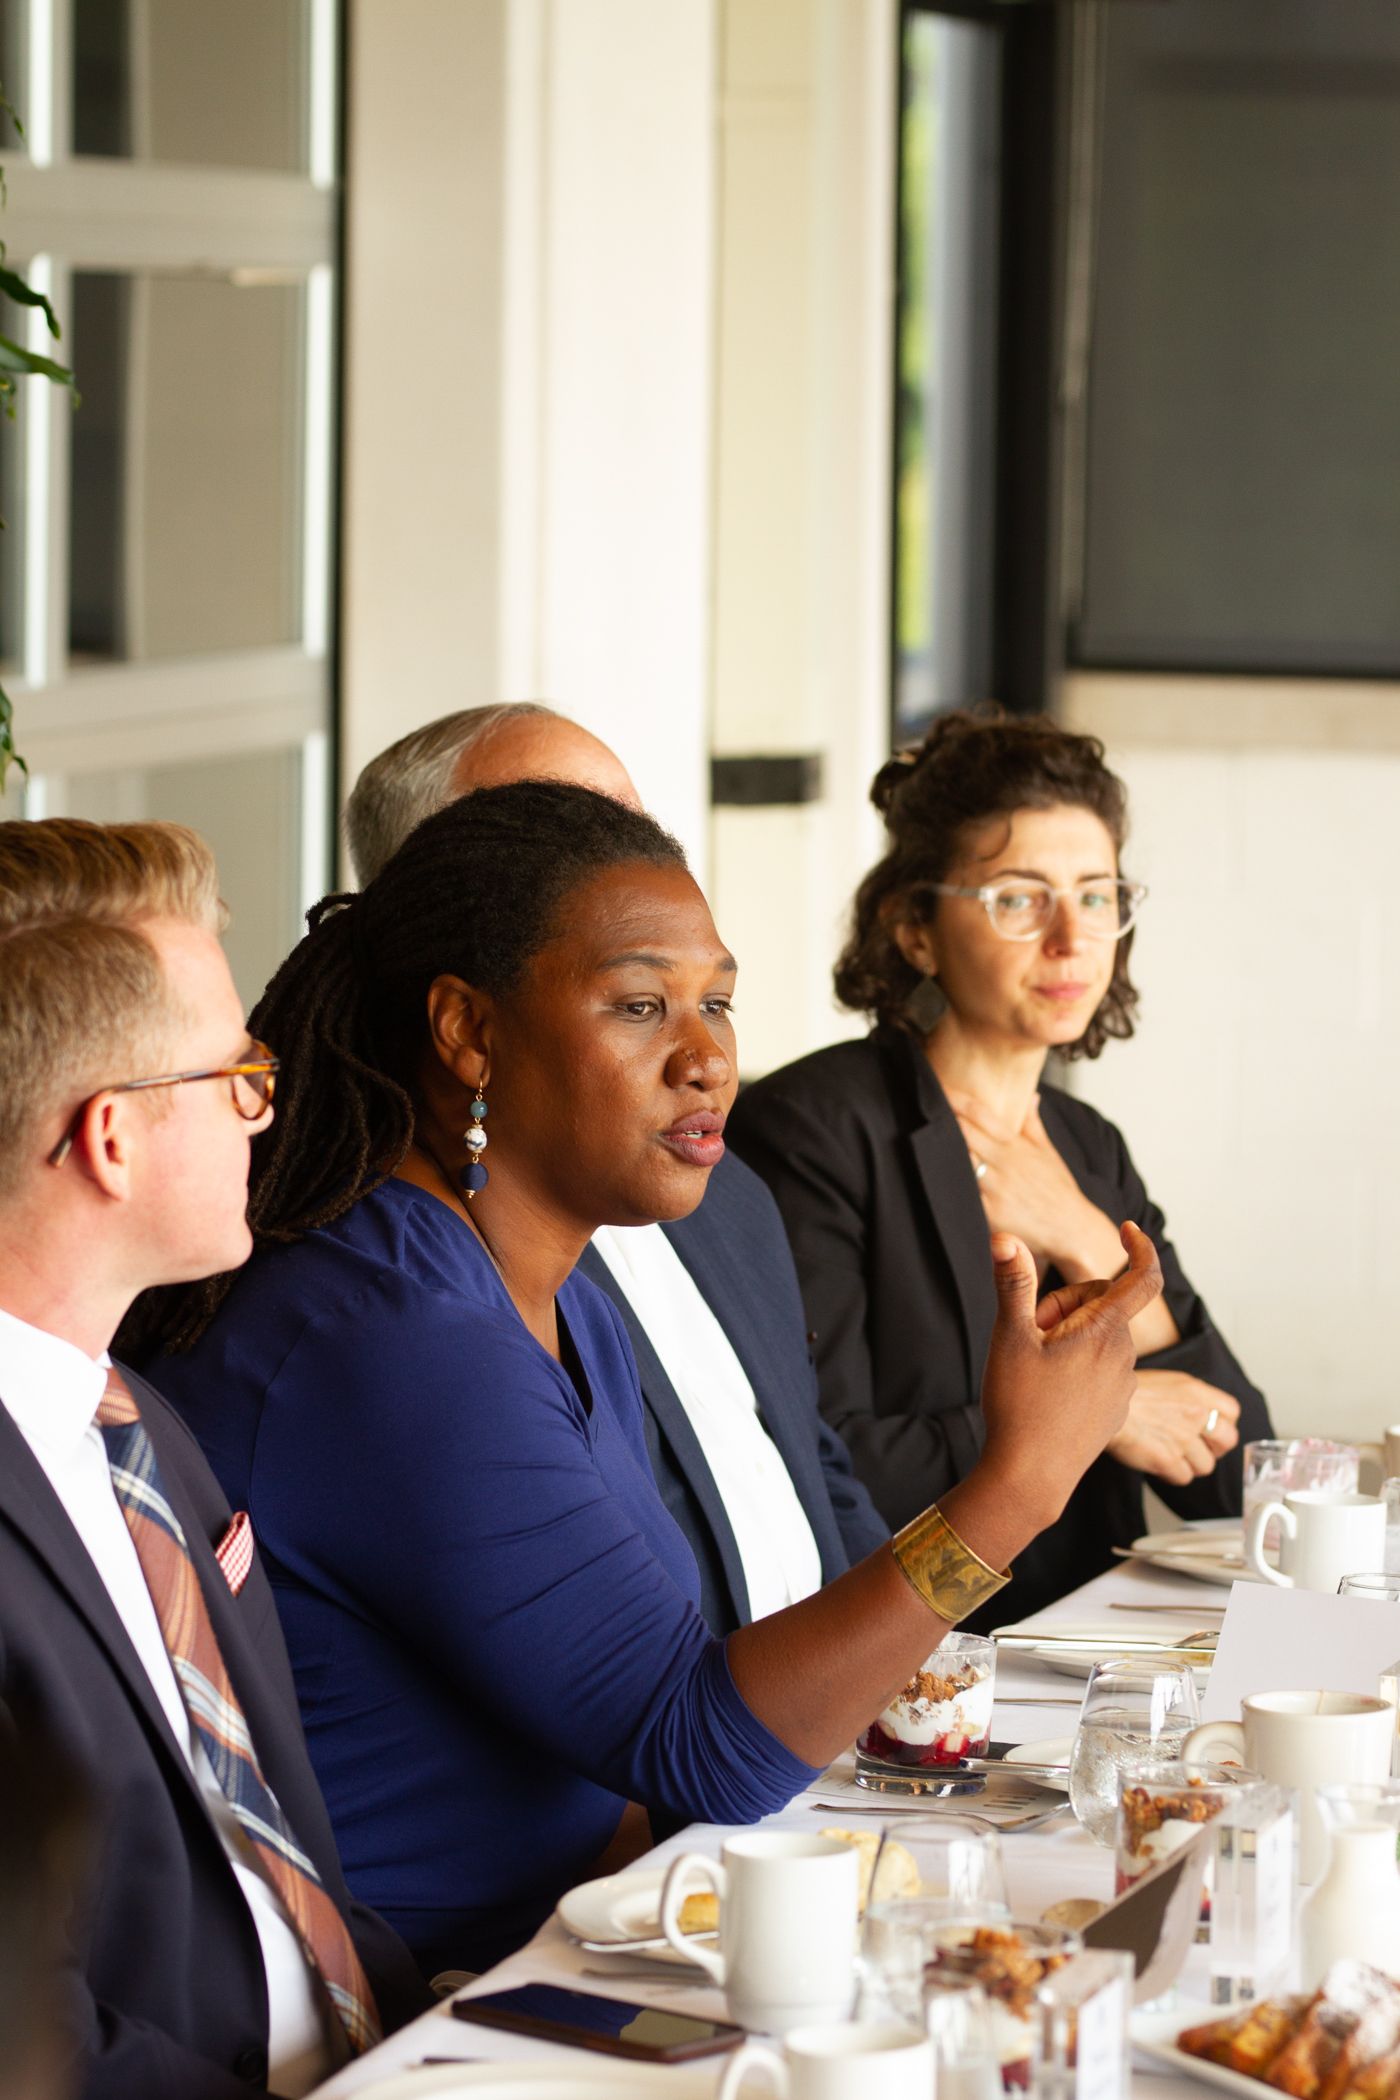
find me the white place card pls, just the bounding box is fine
[1202,1582,1400,1722]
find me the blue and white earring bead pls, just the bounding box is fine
[460,1086,489,1199]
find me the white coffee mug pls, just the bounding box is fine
[717,2020,934,2100]
[660,1833,859,2033]
[1184,1691,1394,1881]
[1244,1490,1386,1593]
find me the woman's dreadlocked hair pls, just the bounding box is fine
[119,780,687,1359]
[833,705,1140,1058]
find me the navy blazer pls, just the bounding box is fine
[575,1150,888,1634]
[0,1367,427,2100]
[728,1029,1273,1625]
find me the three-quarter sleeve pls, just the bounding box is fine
[248,1275,818,1830]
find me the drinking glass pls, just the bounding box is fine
[1244,1439,1359,1557]
[868,1816,1010,1916]
[1338,1572,1400,1601]
[1113,1759,1255,1901]
[1068,1658,1200,1846]
[855,1631,996,1793]
[1383,1479,1400,1576]
[859,1816,1009,2027]
[921,1916,1082,2094]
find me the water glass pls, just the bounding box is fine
[1338,1572,1400,1601]
[921,1981,1003,2100]
[859,1816,1009,2027]
[1383,1478,1400,1575]
[1068,1658,1200,1846]
[867,1816,1009,1917]
[1243,1438,1359,1556]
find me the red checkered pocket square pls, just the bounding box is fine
[215,1511,254,1596]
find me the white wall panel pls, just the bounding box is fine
[1062,715,1400,1443]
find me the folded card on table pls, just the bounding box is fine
[1202,1583,1400,1721]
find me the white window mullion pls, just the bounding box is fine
[25,0,62,166]
[301,263,333,658]
[20,254,69,688]
[308,0,338,191]
[299,728,329,913]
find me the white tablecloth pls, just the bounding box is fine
[315,1551,1227,2097]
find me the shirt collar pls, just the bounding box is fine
[0,1307,111,1466]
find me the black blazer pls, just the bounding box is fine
[727,1028,1273,1624]
[0,1365,427,2100]
[575,1150,888,1634]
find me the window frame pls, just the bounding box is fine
[2,0,339,928]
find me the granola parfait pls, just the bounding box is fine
[922,1918,1081,2091]
[855,1632,996,1791]
[1114,1760,1256,1941]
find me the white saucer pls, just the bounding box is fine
[1124,1523,1258,1588]
[1002,1737,1072,1791]
[556,1864,671,1946]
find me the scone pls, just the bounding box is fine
[678,1890,719,1934]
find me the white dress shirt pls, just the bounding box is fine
[590,1224,824,1620]
[0,1307,336,2097]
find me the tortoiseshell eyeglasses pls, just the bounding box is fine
[47,1042,279,1167]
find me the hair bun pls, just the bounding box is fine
[869,746,919,817]
[872,707,1007,819]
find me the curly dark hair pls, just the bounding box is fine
[833,706,1140,1058]
[119,781,687,1359]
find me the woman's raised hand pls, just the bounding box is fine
[972,1222,1165,1533]
[1104,1369,1241,1486]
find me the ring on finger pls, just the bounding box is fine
[1204,1407,1220,1435]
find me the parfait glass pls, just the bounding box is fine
[1068,1658,1199,1846]
[855,1632,996,1795]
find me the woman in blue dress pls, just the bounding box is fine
[132,781,1161,1974]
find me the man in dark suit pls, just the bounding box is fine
[347,706,888,1631]
[0,817,427,2099]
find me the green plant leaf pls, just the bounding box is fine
[0,680,27,794]
[0,265,60,337]
[0,332,78,397]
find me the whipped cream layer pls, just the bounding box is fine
[878,1664,994,1749]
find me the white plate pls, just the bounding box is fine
[1002,1737,1072,1791]
[353,2061,718,2100]
[1132,2001,1266,2098]
[556,1865,672,1947]
[1125,1525,1260,1589]
[554,1866,711,1968]
[1030,1645,1212,1685]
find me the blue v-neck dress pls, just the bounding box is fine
[152,1180,817,1973]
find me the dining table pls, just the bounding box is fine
[314,1546,1235,2099]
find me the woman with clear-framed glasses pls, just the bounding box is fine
[728,707,1270,1624]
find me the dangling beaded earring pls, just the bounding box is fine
[460,1083,489,1200]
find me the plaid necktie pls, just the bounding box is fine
[97,1367,381,2057]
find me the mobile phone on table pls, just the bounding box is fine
[451,1981,744,2061]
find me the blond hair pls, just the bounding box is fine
[0,819,226,1198]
